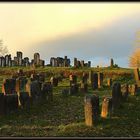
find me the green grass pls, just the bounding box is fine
[0,66,138,137]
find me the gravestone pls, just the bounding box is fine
[30,80,41,104]
[112,82,122,110]
[0,93,5,115]
[69,84,79,95]
[19,92,30,109]
[107,78,112,87]
[69,74,77,86]
[34,53,40,66]
[17,51,22,66]
[69,74,73,86]
[62,88,69,97]
[25,79,32,97]
[92,73,98,89]
[121,84,129,101]
[50,77,58,87]
[74,58,77,68]
[88,61,91,67]
[80,82,88,93]
[1,57,5,67]
[88,70,93,85]
[98,72,103,88]
[128,84,137,96]
[82,72,88,84]
[4,94,18,114]
[84,94,99,126]
[110,58,114,67]
[41,82,53,101]
[2,79,13,95]
[17,69,24,76]
[101,96,112,118]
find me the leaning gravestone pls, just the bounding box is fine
[101,96,112,118]
[112,82,122,110]
[84,94,99,126]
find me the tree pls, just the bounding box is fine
[129,48,140,68]
[0,39,8,56]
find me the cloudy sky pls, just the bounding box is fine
[0,2,140,67]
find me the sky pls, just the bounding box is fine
[0,2,140,67]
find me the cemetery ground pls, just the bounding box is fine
[0,67,139,137]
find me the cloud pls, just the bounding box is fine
[28,12,140,67]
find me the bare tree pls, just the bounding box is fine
[0,39,8,56]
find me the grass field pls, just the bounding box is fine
[0,66,139,137]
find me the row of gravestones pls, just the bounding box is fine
[62,72,112,96]
[84,82,138,126]
[0,73,59,115]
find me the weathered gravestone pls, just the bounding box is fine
[41,82,53,101]
[110,58,114,67]
[133,68,140,87]
[17,69,24,77]
[80,82,88,93]
[84,94,99,126]
[30,80,42,104]
[0,93,5,115]
[128,84,137,96]
[19,92,30,109]
[25,79,32,97]
[82,72,88,84]
[98,72,103,88]
[112,82,122,110]
[16,77,28,106]
[92,73,98,90]
[62,88,69,97]
[38,73,45,83]
[30,74,39,81]
[69,84,79,95]
[50,77,58,87]
[107,78,112,87]
[101,96,112,118]
[88,70,93,85]
[72,74,77,84]
[2,79,16,95]
[16,77,28,91]
[4,94,18,114]
[121,84,129,101]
